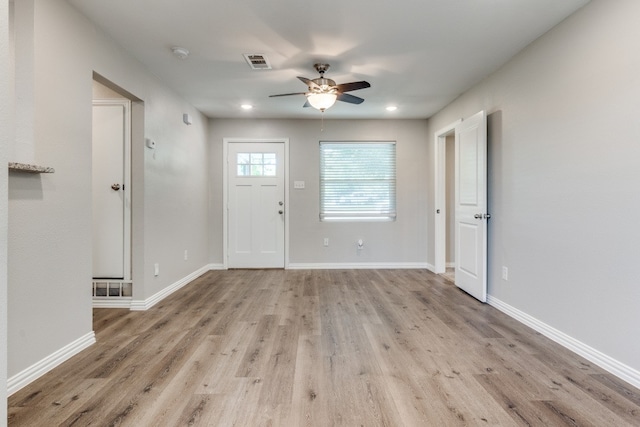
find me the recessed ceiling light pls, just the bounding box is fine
[241,104,253,110]
[386,106,398,112]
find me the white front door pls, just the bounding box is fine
[92,100,131,279]
[454,111,488,302]
[227,142,285,268]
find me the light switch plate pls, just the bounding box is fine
[294,181,305,189]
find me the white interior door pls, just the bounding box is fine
[455,111,488,302]
[228,142,285,268]
[92,100,130,279]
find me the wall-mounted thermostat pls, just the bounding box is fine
[145,138,156,149]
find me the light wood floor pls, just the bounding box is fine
[8,269,640,426]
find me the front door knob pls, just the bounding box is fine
[111,183,121,191]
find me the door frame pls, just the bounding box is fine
[92,99,132,281]
[433,119,462,274]
[222,137,290,269]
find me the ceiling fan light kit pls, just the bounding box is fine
[307,92,337,111]
[270,63,370,112]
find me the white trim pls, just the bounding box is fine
[8,331,96,396]
[488,296,640,390]
[287,262,431,270]
[222,138,290,269]
[425,263,436,273]
[130,265,211,311]
[93,297,132,309]
[95,265,225,309]
[433,119,462,274]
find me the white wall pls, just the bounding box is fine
[7,0,210,384]
[1,0,10,420]
[209,119,429,267]
[427,0,640,378]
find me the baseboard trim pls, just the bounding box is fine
[130,265,213,311]
[287,262,431,270]
[8,331,96,396]
[487,295,640,390]
[92,297,132,309]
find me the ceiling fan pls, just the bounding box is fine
[269,63,371,112]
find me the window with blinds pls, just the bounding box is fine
[319,141,396,221]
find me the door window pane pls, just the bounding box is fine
[237,153,277,176]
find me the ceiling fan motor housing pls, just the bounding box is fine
[312,77,337,93]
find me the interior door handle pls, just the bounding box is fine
[474,213,491,219]
[111,183,121,191]
[278,210,284,214]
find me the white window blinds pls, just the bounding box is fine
[320,141,396,221]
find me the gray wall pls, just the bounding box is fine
[427,0,640,374]
[1,0,10,419]
[7,0,210,380]
[209,119,430,266]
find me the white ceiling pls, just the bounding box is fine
[68,0,590,119]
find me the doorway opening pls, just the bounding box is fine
[434,119,461,278]
[91,75,143,308]
[434,112,488,303]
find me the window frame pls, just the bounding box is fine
[319,140,397,222]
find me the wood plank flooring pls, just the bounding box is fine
[8,269,640,426]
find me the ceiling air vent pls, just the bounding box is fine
[243,54,272,70]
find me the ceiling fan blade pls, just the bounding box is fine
[269,92,307,97]
[298,76,321,90]
[337,93,365,104]
[336,81,370,93]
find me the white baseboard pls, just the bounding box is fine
[487,295,640,390]
[287,262,430,270]
[92,297,132,309]
[425,263,436,273]
[130,264,214,311]
[8,331,96,396]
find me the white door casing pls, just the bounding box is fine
[225,140,287,268]
[454,111,488,302]
[92,100,131,279]
[434,119,462,274]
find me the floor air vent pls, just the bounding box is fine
[244,54,272,70]
[93,280,132,297]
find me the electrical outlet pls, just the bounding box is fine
[154,263,160,276]
[184,250,188,261]
[323,237,329,247]
[502,266,508,281]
